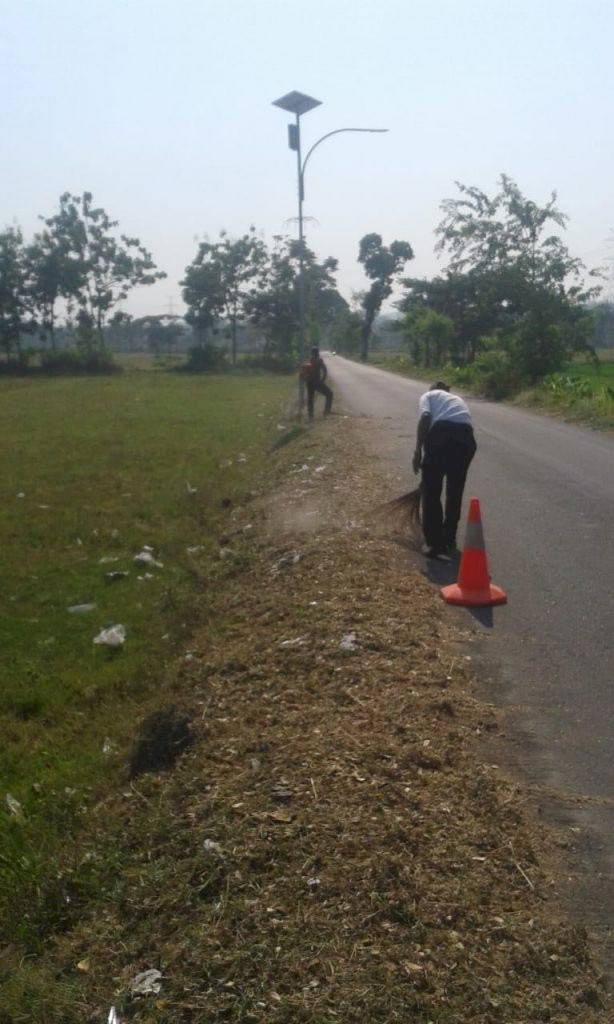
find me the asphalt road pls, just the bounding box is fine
[327,354,614,953]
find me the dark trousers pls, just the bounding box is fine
[307,381,333,418]
[421,421,476,550]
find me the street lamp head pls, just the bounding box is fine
[272,91,322,116]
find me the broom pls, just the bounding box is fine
[375,485,423,539]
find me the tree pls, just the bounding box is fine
[41,192,166,350]
[357,233,413,361]
[26,226,82,351]
[402,308,455,367]
[435,175,601,305]
[181,228,267,364]
[246,236,346,367]
[144,317,187,355]
[398,176,603,384]
[0,227,32,362]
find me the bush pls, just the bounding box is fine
[454,346,520,399]
[39,349,120,375]
[183,343,229,372]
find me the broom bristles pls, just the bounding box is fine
[375,486,422,536]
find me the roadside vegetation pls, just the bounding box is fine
[2,408,609,1022]
[0,371,292,968]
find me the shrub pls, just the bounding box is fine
[39,349,120,375]
[183,343,228,372]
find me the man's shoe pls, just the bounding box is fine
[421,545,451,562]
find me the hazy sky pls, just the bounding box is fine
[3,0,613,317]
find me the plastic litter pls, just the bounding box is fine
[278,636,307,649]
[68,603,96,615]
[203,838,225,858]
[271,551,300,574]
[99,556,119,565]
[339,632,358,651]
[130,968,162,996]
[93,624,126,647]
[108,1008,120,1024]
[136,572,154,581]
[16,492,25,498]
[133,549,163,569]
[186,481,197,495]
[105,571,129,582]
[186,545,203,554]
[6,793,22,817]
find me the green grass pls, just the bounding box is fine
[520,357,614,428]
[0,371,292,949]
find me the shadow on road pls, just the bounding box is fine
[421,555,495,629]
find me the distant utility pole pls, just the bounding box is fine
[166,296,176,317]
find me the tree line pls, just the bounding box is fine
[0,193,165,372]
[1,177,610,391]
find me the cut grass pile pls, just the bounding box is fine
[0,371,292,953]
[1,411,609,1022]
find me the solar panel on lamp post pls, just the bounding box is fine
[272,91,388,416]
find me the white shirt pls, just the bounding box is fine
[419,389,472,426]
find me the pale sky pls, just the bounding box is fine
[3,0,613,317]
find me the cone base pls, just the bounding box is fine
[440,582,507,607]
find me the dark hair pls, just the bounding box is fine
[430,381,450,391]
[311,347,320,357]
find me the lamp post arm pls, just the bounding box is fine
[300,128,388,199]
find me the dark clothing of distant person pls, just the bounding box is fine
[305,350,333,419]
[413,384,476,556]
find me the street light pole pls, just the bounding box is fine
[272,91,388,417]
[295,110,306,392]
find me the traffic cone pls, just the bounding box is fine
[440,498,507,607]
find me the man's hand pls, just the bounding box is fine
[412,450,422,474]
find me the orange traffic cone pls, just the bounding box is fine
[440,498,507,607]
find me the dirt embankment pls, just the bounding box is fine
[40,411,609,1022]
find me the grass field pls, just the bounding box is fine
[0,371,292,953]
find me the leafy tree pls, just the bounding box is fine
[42,192,166,350]
[246,236,346,367]
[181,228,267,363]
[357,233,413,361]
[435,175,601,305]
[328,306,363,356]
[0,227,32,362]
[26,225,82,351]
[402,307,455,366]
[143,317,186,355]
[398,177,602,387]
